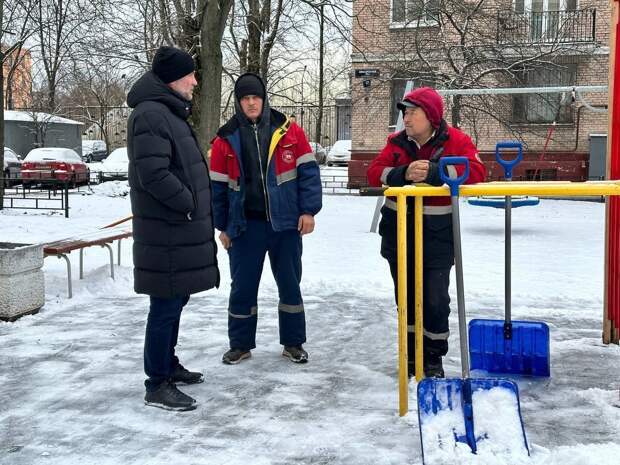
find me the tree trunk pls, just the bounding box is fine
[246,0,261,75]
[314,4,325,146]
[197,0,234,152]
[451,94,462,128]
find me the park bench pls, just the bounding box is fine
[43,219,132,298]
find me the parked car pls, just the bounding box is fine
[100,147,128,180]
[22,148,90,187]
[309,142,327,165]
[82,140,108,163]
[3,147,22,186]
[326,139,352,166]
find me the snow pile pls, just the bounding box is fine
[89,180,130,197]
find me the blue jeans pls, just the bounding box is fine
[144,295,189,391]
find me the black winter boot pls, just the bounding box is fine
[171,364,204,385]
[282,345,308,363]
[144,380,197,411]
[424,353,445,378]
[222,348,252,365]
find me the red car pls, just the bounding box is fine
[22,148,90,187]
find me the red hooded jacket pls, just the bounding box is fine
[367,121,486,212]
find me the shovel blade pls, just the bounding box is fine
[469,319,550,377]
[417,378,529,464]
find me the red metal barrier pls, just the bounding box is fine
[349,151,590,185]
[604,1,620,344]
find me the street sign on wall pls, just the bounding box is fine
[355,69,380,78]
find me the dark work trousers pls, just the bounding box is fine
[144,294,190,391]
[380,210,453,359]
[386,259,451,358]
[227,219,305,350]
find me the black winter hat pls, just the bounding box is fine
[234,73,265,100]
[152,46,195,84]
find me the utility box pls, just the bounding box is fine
[588,134,607,180]
[0,242,45,321]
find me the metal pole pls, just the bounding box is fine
[397,194,408,416]
[451,193,470,378]
[64,183,69,218]
[505,194,512,335]
[414,196,424,382]
[434,85,607,96]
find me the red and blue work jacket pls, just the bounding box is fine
[210,110,322,239]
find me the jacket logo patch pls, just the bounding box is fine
[282,150,295,164]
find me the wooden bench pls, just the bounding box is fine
[43,225,132,298]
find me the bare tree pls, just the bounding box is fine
[32,0,103,111]
[197,0,234,150]
[351,0,601,147]
[1,0,36,209]
[228,0,285,79]
[21,87,59,148]
[61,58,127,154]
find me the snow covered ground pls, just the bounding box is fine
[1,181,619,465]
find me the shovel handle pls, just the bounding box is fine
[439,157,470,196]
[495,142,523,181]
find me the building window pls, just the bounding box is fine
[390,77,436,126]
[391,0,440,27]
[512,63,577,124]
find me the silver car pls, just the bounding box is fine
[3,147,22,186]
[326,139,352,166]
[310,142,327,165]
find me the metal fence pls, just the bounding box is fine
[1,180,71,217]
[31,101,352,153]
[220,103,351,146]
[497,8,596,44]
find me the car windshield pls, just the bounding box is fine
[331,140,351,152]
[105,148,128,162]
[4,149,18,161]
[25,149,81,162]
[82,140,105,152]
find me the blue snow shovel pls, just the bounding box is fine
[469,142,551,377]
[417,157,529,463]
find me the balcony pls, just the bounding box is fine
[497,9,596,45]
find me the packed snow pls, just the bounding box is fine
[1,176,619,465]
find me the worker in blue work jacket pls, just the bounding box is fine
[210,73,322,365]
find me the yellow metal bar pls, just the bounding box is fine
[385,181,620,198]
[389,179,620,416]
[414,196,424,382]
[397,194,408,417]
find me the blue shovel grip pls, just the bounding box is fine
[495,141,523,180]
[439,157,470,197]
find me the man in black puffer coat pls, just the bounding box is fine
[127,46,219,411]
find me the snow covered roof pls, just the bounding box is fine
[3,110,83,125]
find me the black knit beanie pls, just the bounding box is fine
[152,46,195,84]
[234,73,265,100]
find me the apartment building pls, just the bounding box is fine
[350,0,610,181]
[2,46,32,109]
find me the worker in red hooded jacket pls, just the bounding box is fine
[367,87,486,378]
